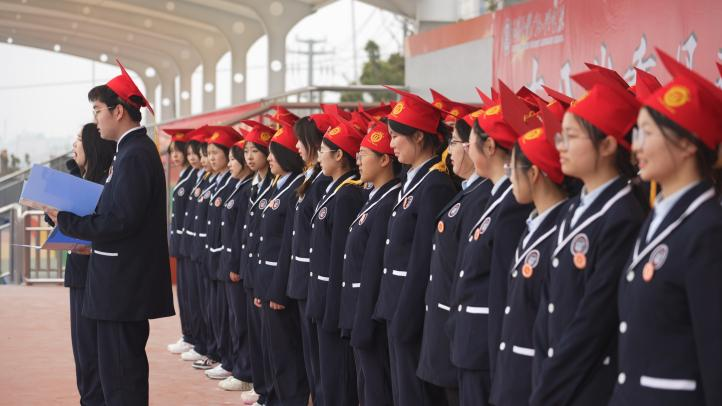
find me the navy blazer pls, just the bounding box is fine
[489,200,567,406]
[253,173,305,301]
[339,180,402,341]
[609,182,722,406]
[531,177,643,406]
[58,127,174,321]
[418,176,492,387]
[286,170,332,301]
[374,157,457,344]
[306,171,365,332]
[205,172,236,280]
[448,179,532,371]
[179,170,206,255]
[189,173,218,269]
[219,176,253,281]
[169,166,196,258]
[239,175,274,290]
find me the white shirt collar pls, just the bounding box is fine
[491,175,509,196]
[404,156,435,191]
[116,126,143,152]
[580,176,619,209]
[646,181,699,241]
[275,172,292,190]
[462,173,480,191]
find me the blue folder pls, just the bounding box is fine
[19,164,104,250]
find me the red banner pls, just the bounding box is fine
[493,0,722,97]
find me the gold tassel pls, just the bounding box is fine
[335,176,364,192]
[429,148,449,174]
[649,180,657,208]
[272,174,280,187]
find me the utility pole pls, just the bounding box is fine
[289,37,333,101]
[350,0,358,82]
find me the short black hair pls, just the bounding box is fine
[322,139,358,171]
[230,145,247,168]
[269,142,304,173]
[87,84,142,123]
[186,140,202,157]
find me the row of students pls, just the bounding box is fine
[165,47,722,406]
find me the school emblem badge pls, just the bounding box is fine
[358,213,368,225]
[522,249,540,278]
[570,233,590,269]
[214,197,222,207]
[225,199,235,210]
[318,206,328,220]
[259,198,268,210]
[403,196,413,210]
[479,217,492,235]
[177,187,185,197]
[271,199,281,210]
[644,244,669,282]
[448,202,461,218]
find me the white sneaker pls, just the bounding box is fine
[167,338,193,354]
[205,365,233,380]
[180,349,203,361]
[218,376,253,391]
[192,356,218,370]
[240,388,260,404]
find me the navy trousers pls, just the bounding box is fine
[225,281,252,381]
[246,290,271,404]
[96,319,150,406]
[353,323,393,406]
[210,280,232,370]
[316,323,358,406]
[458,368,491,406]
[69,287,104,406]
[189,261,209,356]
[297,299,324,406]
[175,257,194,344]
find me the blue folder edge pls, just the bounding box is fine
[42,228,90,251]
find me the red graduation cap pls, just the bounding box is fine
[475,87,496,107]
[359,103,393,120]
[460,108,485,128]
[361,119,394,155]
[266,115,300,153]
[323,112,364,157]
[642,49,722,150]
[568,69,641,149]
[499,80,541,137]
[633,68,662,101]
[585,62,630,90]
[308,113,335,133]
[163,128,193,143]
[321,104,352,120]
[240,119,275,147]
[515,86,547,111]
[233,139,246,150]
[384,85,442,137]
[476,103,518,150]
[187,125,211,143]
[106,59,154,115]
[350,111,371,133]
[517,99,564,184]
[271,106,299,127]
[237,127,249,138]
[429,89,477,122]
[541,85,575,121]
[205,126,243,148]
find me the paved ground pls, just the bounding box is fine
[0,285,245,405]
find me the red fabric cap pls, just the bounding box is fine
[461,108,485,128]
[240,119,275,147]
[350,111,371,133]
[515,86,547,111]
[476,103,519,150]
[233,139,246,149]
[309,113,335,133]
[429,89,477,122]
[475,87,496,107]
[361,119,394,155]
[634,68,662,101]
[584,62,630,90]
[187,125,211,143]
[271,106,299,126]
[163,128,193,143]
[106,59,154,115]
[360,103,393,120]
[518,98,564,184]
[324,114,364,157]
[569,70,641,149]
[270,122,300,153]
[643,52,722,149]
[205,126,243,148]
[384,85,442,136]
[499,80,541,137]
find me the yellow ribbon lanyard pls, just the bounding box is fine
[429,148,449,174]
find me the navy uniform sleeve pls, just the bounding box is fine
[530,214,640,406]
[391,178,455,343]
[686,227,722,406]
[58,152,153,243]
[267,194,298,305]
[350,204,391,347]
[321,187,364,332]
[532,257,552,390]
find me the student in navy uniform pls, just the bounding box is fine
[51,60,175,406]
[338,118,400,406]
[178,128,213,364]
[530,69,645,406]
[51,123,115,406]
[287,114,333,406]
[203,127,242,381]
[447,87,533,406]
[374,86,456,406]
[189,134,223,371]
[238,120,275,405]
[307,115,366,406]
[254,121,309,405]
[216,138,254,392]
[166,128,198,356]
[490,100,572,406]
[418,108,491,406]
[609,50,722,406]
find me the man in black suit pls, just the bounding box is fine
[47,60,175,406]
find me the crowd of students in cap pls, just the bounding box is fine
[163,47,722,406]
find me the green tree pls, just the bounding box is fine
[341,40,405,102]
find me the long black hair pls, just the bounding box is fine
[80,122,116,184]
[322,139,358,172]
[230,144,247,168]
[269,143,305,174]
[295,116,325,197]
[645,106,722,194]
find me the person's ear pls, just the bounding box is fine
[599,135,618,159]
[675,136,698,160]
[113,104,124,122]
[528,165,541,184]
[485,137,497,156]
[379,153,391,169]
[414,130,425,146]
